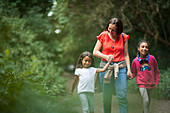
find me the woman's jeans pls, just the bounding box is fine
[99,61,128,113]
[79,92,94,113]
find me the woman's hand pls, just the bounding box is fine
[127,70,133,79]
[107,56,113,63]
[106,55,114,62]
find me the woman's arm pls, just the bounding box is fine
[123,40,132,78]
[93,40,113,61]
[70,75,79,94]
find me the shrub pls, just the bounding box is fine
[153,68,170,99]
[0,10,66,112]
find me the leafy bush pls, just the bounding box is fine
[0,7,66,112]
[152,68,170,99]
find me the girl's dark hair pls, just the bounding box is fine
[104,18,123,36]
[76,51,95,68]
[137,40,150,56]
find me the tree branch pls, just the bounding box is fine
[135,27,170,47]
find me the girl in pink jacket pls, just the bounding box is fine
[131,40,160,113]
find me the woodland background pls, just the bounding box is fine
[0,0,169,113]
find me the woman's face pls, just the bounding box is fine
[108,24,117,38]
[138,42,149,57]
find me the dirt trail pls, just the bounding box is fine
[62,72,170,113]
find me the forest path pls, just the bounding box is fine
[61,72,170,113]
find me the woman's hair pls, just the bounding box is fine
[104,18,123,36]
[137,40,150,56]
[76,51,95,68]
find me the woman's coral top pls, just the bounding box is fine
[97,31,129,62]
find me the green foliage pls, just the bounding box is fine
[51,0,111,65]
[153,68,170,99]
[0,0,53,16]
[0,2,68,112]
[2,83,79,113]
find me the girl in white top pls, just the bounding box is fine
[70,51,112,113]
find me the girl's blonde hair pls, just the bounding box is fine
[76,51,95,68]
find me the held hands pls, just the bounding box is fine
[127,70,133,79]
[107,56,113,63]
[106,55,113,63]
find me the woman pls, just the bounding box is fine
[93,18,132,113]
